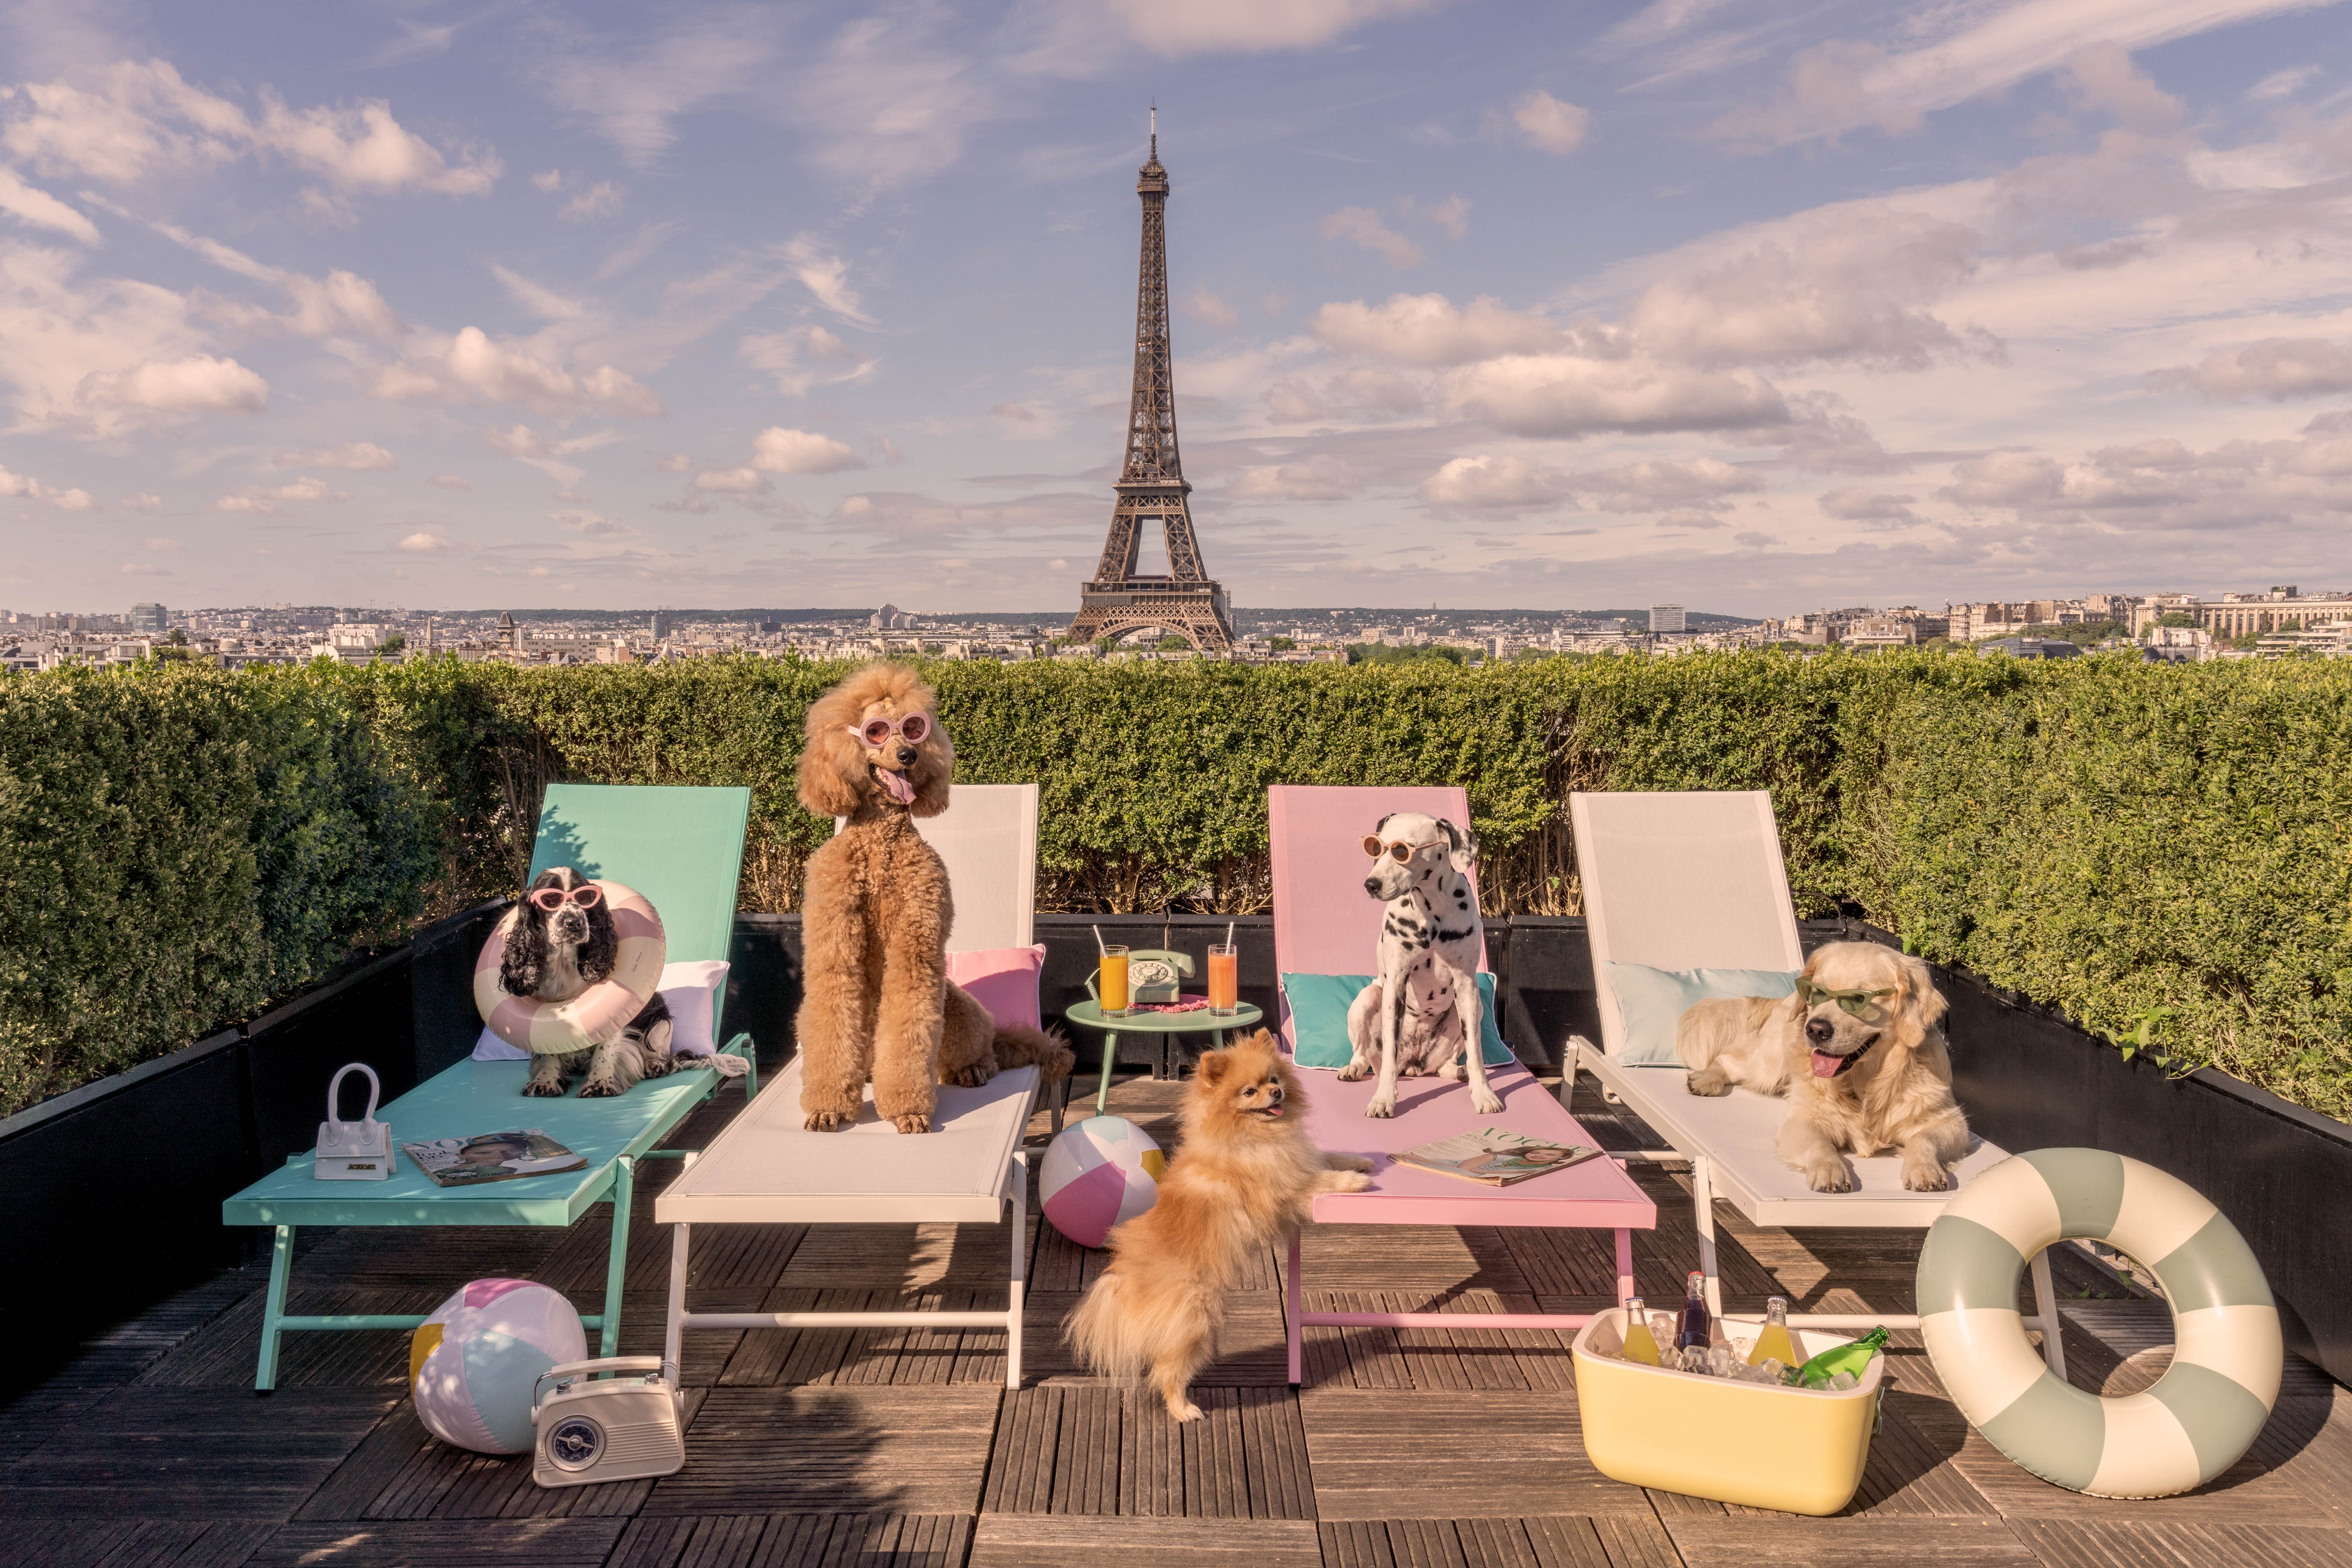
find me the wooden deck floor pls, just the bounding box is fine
[4,1071,2347,1568]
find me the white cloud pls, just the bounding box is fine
[750,426,863,474]
[691,465,766,493]
[1502,89,1589,155]
[1311,293,1561,366]
[397,530,462,552]
[1819,487,1923,524]
[1,58,499,194]
[1112,0,1444,56]
[0,461,89,508]
[2151,338,2352,400]
[652,452,691,472]
[1711,0,2327,148]
[429,473,471,490]
[0,166,98,244]
[739,323,876,396]
[2063,42,2183,131]
[373,326,662,415]
[1320,207,1424,268]
[783,238,873,325]
[1228,453,1362,501]
[275,441,394,470]
[1939,451,2067,506]
[214,474,349,513]
[1408,193,1470,240]
[1442,352,1788,437]
[560,180,621,221]
[530,12,779,167]
[1572,456,1764,512]
[86,353,268,414]
[1627,208,1983,369]
[119,560,165,575]
[1419,454,1571,517]
[122,491,159,511]
[143,535,176,550]
[1183,288,1239,329]
[532,169,564,192]
[555,509,634,536]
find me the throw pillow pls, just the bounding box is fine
[945,944,1047,1032]
[1280,971,1514,1071]
[1601,961,1799,1067]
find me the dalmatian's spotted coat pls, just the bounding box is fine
[1340,812,1503,1119]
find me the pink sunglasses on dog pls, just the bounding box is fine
[847,713,931,748]
[528,884,603,913]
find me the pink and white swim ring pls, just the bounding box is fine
[473,881,667,1056]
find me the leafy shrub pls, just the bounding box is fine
[3,651,2347,1120]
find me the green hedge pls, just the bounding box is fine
[2,653,2346,1120]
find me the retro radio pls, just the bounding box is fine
[531,1357,686,1488]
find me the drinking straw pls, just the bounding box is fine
[1092,924,1106,955]
[1224,921,1234,948]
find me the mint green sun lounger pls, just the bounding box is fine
[221,784,759,1391]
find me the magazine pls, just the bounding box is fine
[401,1129,588,1188]
[1390,1127,1603,1186]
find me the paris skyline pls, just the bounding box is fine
[3,1,2351,618]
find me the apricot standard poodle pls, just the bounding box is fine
[795,663,1073,1132]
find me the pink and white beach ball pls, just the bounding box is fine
[409,1278,586,1454]
[1040,1115,1165,1249]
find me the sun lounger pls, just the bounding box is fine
[1565,789,2062,1373]
[1270,785,1657,1385]
[656,784,1047,1386]
[221,784,759,1390]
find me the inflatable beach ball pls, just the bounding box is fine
[1041,1115,1165,1248]
[409,1278,586,1455]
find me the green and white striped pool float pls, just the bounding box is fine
[1917,1148,2280,1500]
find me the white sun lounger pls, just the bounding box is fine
[1564,789,2063,1374]
[657,784,1047,1387]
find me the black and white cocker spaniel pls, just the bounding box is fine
[503,866,676,1098]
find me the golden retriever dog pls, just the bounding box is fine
[795,663,1073,1133]
[1065,1032,1373,1420]
[1676,941,1970,1193]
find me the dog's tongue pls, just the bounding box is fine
[876,767,916,805]
[1810,1051,1845,1079]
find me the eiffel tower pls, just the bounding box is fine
[1067,111,1234,653]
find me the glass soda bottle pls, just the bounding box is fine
[1676,1270,1711,1353]
[1748,1295,1799,1369]
[1793,1326,1889,1389]
[1619,1298,1661,1366]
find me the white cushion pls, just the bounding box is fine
[471,959,732,1061]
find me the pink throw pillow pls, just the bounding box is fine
[945,944,1046,1031]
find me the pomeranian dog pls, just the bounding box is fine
[1065,1031,1374,1420]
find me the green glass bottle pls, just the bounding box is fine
[1789,1326,1888,1389]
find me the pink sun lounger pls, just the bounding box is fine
[1269,785,1657,1385]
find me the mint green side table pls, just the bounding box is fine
[1062,998,1264,1118]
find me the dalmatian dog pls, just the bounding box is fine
[1339,812,1503,1119]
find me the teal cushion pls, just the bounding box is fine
[1281,972,1513,1070]
[1603,961,1800,1066]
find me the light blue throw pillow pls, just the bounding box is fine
[1281,972,1514,1070]
[1603,962,1800,1066]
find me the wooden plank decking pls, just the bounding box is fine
[2,1072,2345,1568]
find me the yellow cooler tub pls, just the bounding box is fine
[1571,1310,1883,1515]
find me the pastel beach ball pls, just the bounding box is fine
[1041,1115,1165,1249]
[409,1278,586,1455]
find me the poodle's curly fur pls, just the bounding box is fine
[795,663,1074,1133]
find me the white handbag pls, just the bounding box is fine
[315,1062,393,1180]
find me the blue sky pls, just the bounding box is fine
[3,0,2351,616]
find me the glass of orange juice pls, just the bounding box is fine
[1206,943,1238,1015]
[1098,944,1131,1016]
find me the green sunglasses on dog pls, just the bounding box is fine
[1794,978,1895,1017]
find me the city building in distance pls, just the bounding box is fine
[1649,605,1685,635]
